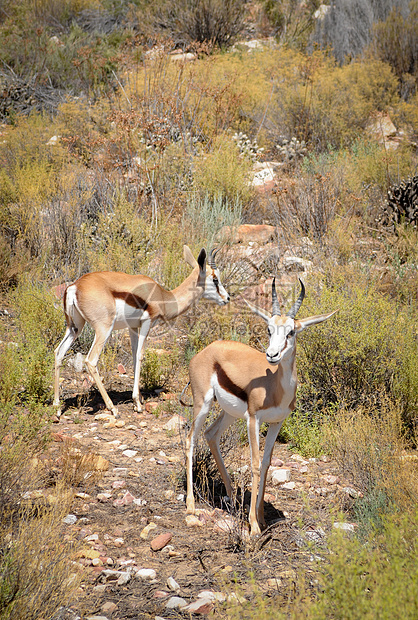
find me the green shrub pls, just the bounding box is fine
[193,134,254,204]
[184,192,242,249]
[140,347,178,392]
[296,271,418,423]
[138,0,246,48]
[11,278,63,403]
[311,511,418,620]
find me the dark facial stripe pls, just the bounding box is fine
[212,270,220,295]
[214,362,248,403]
[113,291,148,311]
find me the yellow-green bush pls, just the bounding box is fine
[193,134,254,204]
[296,270,418,423]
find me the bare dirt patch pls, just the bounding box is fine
[47,369,359,620]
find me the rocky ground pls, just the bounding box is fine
[47,363,361,620]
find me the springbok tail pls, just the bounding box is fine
[179,381,192,407]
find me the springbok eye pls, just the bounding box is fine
[213,277,219,285]
[287,330,295,338]
[267,326,274,336]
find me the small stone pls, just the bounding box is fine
[183,598,214,614]
[165,596,188,610]
[266,578,282,588]
[197,590,226,602]
[92,558,103,567]
[343,486,362,498]
[333,522,356,532]
[113,538,124,547]
[150,532,173,551]
[164,490,175,500]
[122,449,137,458]
[324,475,339,485]
[153,590,170,599]
[63,514,77,525]
[111,480,126,489]
[300,465,309,474]
[167,576,180,591]
[116,571,131,586]
[282,481,296,490]
[117,363,126,374]
[213,516,236,533]
[95,413,115,422]
[101,602,117,614]
[97,493,112,502]
[163,414,187,432]
[140,522,157,539]
[271,469,291,484]
[136,568,157,581]
[114,420,125,428]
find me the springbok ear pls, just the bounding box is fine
[197,248,206,271]
[243,298,271,323]
[295,310,338,333]
[183,245,198,268]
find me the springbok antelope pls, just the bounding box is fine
[54,246,229,417]
[185,278,337,536]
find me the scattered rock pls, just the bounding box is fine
[271,469,291,485]
[113,538,124,547]
[136,568,157,581]
[343,487,363,498]
[165,597,188,610]
[333,522,356,532]
[163,414,187,432]
[197,591,226,603]
[117,363,126,374]
[101,602,117,614]
[113,491,135,507]
[140,522,157,539]
[97,493,112,502]
[111,480,126,489]
[282,481,296,490]
[62,514,77,525]
[183,598,214,614]
[167,577,180,591]
[150,532,173,551]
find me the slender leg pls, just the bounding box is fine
[247,414,261,536]
[54,319,85,416]
[204,410,235,500]
[256,421,283,529]
[85,323,118,417]
[186,395,213,514]
[129,318,151,413]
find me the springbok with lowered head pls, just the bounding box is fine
[185,278,337,536]
[54,246,229,417]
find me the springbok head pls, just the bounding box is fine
[183,245,230,306]
[245,278,337,364]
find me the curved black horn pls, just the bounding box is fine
[208,248,219,268]
[287,279,305,318]
[271,278,281,316]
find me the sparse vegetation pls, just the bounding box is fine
[0,0,417,617]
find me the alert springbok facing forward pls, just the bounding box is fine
[54,246,229,417]
[185,279,337,536]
